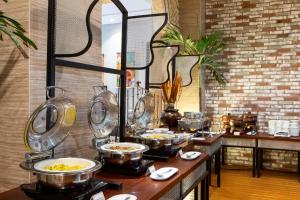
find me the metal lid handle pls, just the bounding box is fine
[46,86,66,99]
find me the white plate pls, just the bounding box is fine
[192,137,205,141]
[181,151,201,160]
[150,167,178,180]
[107,194,137,200]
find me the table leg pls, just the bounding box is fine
[298,151,300,182]
[214,154,217,175]
[260,148,264,169]
[194,184,199,200]
[205,174,209,200]
[200,180,205,200]
[252,147,256,178]
[257,148,261,178]
[216,149,221,187]
[222,146,225,165]
[207,157,211,186]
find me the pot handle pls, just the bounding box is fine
[46,86,65,99]
[93,86,107,95]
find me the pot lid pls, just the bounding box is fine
[24,87,77,153]
[133,92,155,129]
[88,87,119,139]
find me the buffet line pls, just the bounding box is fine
[1,84,300,200]
[0,85,215,200]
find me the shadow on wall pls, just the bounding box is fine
[0,48,22,101]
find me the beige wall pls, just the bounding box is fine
[177,0,205,113]
[0,0,30,192]
[0,0,103,192]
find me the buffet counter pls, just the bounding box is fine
[222,133,300,179]
[256,133,300,179]
[0,153,209,200]
[222,134,257,177]
[100,152,209,200]
[192,134,223,187]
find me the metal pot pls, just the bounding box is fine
[139,133,175,149]
[20,157,101,189]
[99,142,149,165]
[242,112,257,123]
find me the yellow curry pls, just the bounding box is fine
[44,164,84,171]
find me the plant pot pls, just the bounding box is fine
[160,104,182,130]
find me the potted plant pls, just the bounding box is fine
[161,24,226,85]
[0,0,37,58]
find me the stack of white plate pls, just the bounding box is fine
[289,120,300,137]
[268,120,289,135]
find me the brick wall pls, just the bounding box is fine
[205,0,300,171]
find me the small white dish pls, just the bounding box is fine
[181,151,201,160]
[107,194,137,200]
[150,167,178,181]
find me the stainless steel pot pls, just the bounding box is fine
[139,133,175,149]
[20,157,101,189]
[99,142,149,165]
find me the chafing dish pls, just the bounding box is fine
[20,157,102,189]
[21,87,101,189]
[99,142,149,165]
[139,133,176,149]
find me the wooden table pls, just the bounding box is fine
[0,154,209,200]
[222,134,257,177]
[191,134,223,187]
[256,133,300,180]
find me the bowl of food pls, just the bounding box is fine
[20,157,102,189]
[99,142,149,165]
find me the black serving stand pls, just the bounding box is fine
[143,146,181,161]
[101,159,154,176]
[21,179,122,200]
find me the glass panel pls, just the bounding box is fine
[175,56,200,87]
[149,45,179,85]
[127,14,167,69]
[54,0,124,69]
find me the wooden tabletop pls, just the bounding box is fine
[0,153,208,200]
[256,133,300,142]
[222,133,258,139]
[96,153,208,199]
[192,133,223,146]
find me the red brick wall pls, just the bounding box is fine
[205,0,300,171]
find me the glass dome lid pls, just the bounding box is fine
[24,87,77,153]
[88,86,119,139]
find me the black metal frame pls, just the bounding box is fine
[46,0,128,141]
[46,0,170,142]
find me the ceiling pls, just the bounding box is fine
[102,0,152,24]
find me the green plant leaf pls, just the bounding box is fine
[0,9,37,57]
[161,24,226,85]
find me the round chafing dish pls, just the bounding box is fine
[21,87,102,190]
[20,157,101,189]
[99,142,149,165]
[139,133,176,149]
